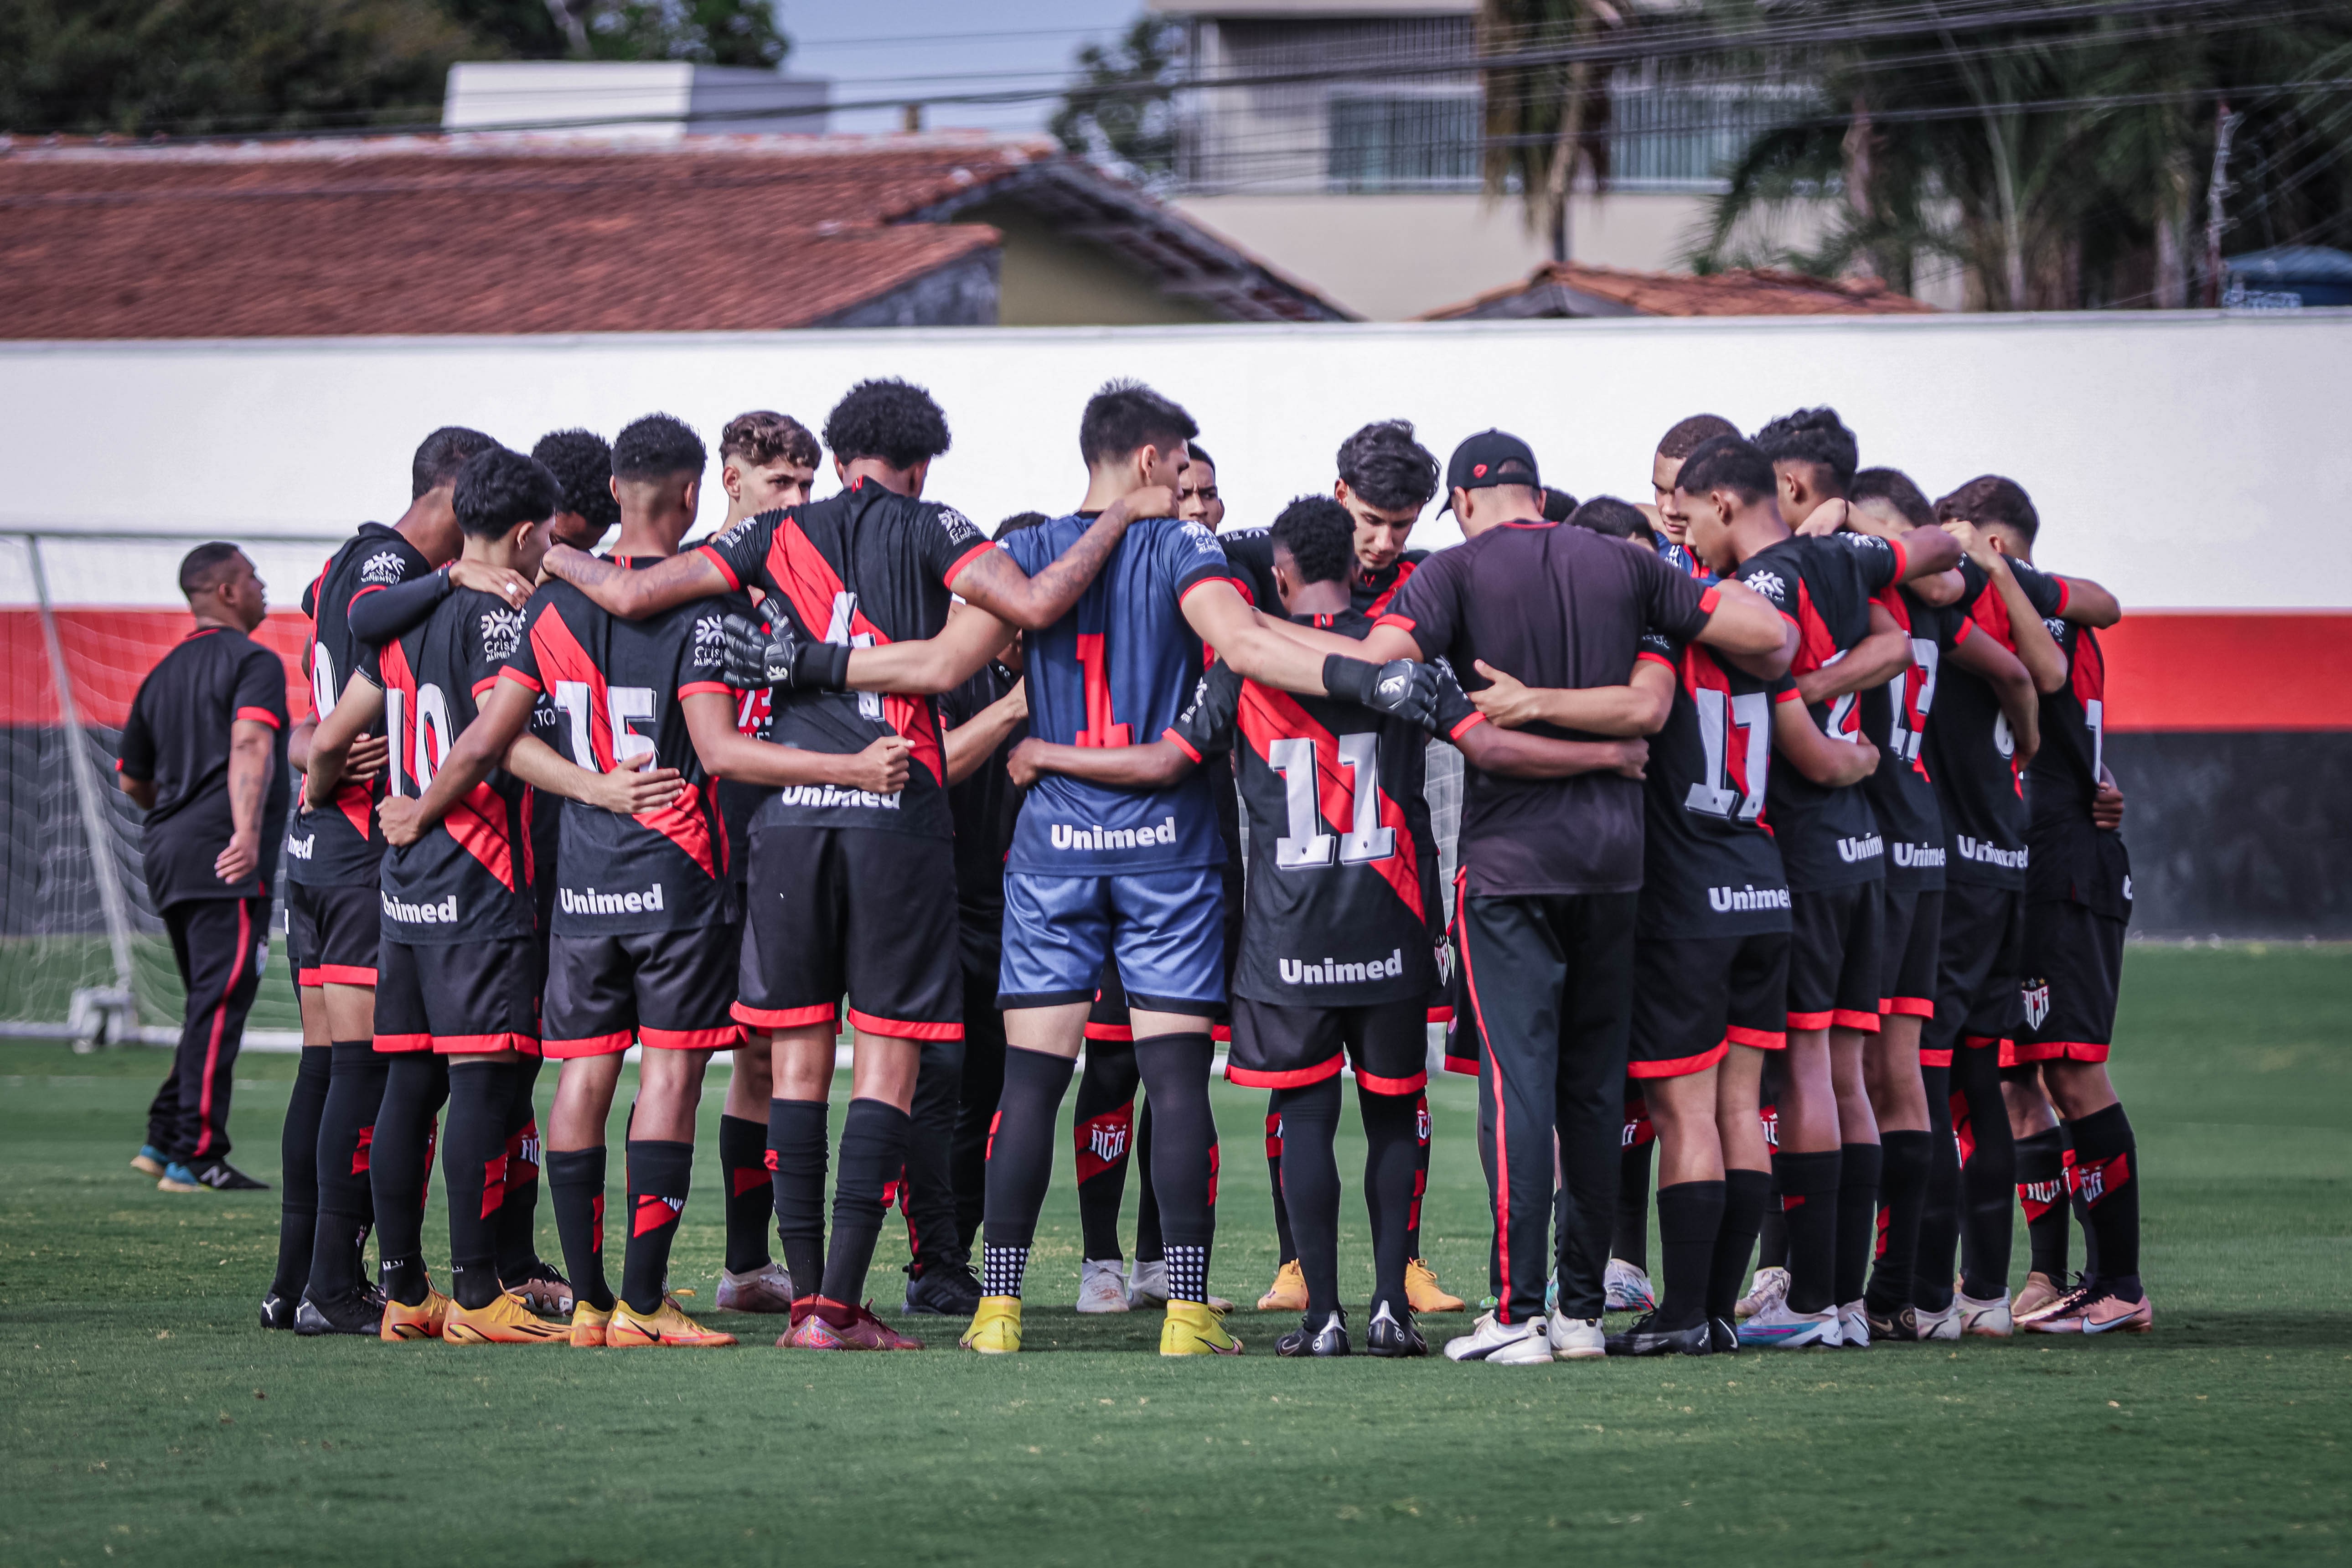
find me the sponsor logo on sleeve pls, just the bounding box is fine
[692,613,727,669]
[478,607,525,662]
[359,550,407,586]
[1743,569,1787,605]
[933,505,983,548]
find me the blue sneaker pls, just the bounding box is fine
[158,1161,203,1193]
[1736,1298,1844,1348]
[131,1145,167,1177]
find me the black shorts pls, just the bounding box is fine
[1786,881,1884,1034]
[1227,995,1428,1095]
[287,881,380,988]
[1082,961,1236,1045]
[543,926,743,1058]
[1630,930,1789,1075]
[375,936,540,1056]
[1924,879,2025,1066]
[2012,900,2125,1066]
[1880,885,1945,1020]
[734,825,961,1041]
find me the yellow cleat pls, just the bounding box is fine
[608,1299,735,1347]
[568,1301,612,1348]
[1256,1259,1308,1313]
[444,1291,569,1345]
[959,1294,1024,1355]
[380,1287,451,1341]
[1161,1299,1243,1356]
[1406,1258,1467,1314]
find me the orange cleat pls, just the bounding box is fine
[608,1299,737,1347]
[444,1291,569,1345]
[380,1287,451,1341]
[568,1301,612,1348]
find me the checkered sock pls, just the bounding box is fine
[981,1243,1029,1299]
[1164,1243,1211,1306]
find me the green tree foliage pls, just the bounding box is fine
[1052,15,1185,186]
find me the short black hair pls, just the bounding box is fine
[1079,379,1198,469]
[825,379,951,470]
[453,448,562,539]
[611,414,707,483]
[178,542,244,598]
[1270,496,1354,587]
[720,410,821,470]
[532,429,620,531]
[1567,497,1651,541]
[1187,442,1215,472]
[1656,414,1740,462]
[1336,419,1439,512]
[1674,435,1777,504]
[1850,466,1935,531]
[1936,474,2039,545]
[412,426,500,499]
[1541,486,1581,523]
[1752,406,1860,491]
[995,511,1050,540]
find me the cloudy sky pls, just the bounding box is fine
[782,0,1148,137]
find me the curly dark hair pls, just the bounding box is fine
[720,410,821,471]
[531,429,620,531]
[1752,406,1860,491]
[1654,414,1739,462]
[453,448,562,538]
[611,414,707,482]
[411,426,500,499]
[1270,495,1354,587]
[1541,486,1582,523]
[1335,419,1439,512]
[825,379,951,470]
[1567,496,1650,541]
[1079,379,1197,469]
[1935,474,2039,545]
[996,511,1050,540]
[1674,436,1776,505]
[1850,467,1936,531]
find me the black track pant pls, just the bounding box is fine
[1457,890,1638,1326]
[145,896,267,1164]
[949,961,1008,1259]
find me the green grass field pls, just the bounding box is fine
[3,946,2347,1567]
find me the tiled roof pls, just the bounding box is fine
[1419,260,1936,321]
[0,133,1115,336]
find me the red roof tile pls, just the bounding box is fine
[1420,260,1935,321]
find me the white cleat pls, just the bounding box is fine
[1912,1299,1962,1340]
[1443,1311,1552,1366]
[1736,1297,1844,1349]
[1075,1258,1131,1314]
[1546,1311,1606,1361]
[1127,1258,1168,1308]
[1734,1265,1790,1321]
[1603,1258,1657,1314]
[1957,1288,2013,1338]
[714,1261,795,1314]
[1836,1300,1871,1348]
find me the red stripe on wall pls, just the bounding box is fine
[2102,612,2352,731]
[0,609,311,727]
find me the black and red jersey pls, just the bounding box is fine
[359,586,533,944]
[287,522,434,887]
[939,659,1027,968]
[1858,583,1972,892]
[1167,608,1473,1008]
[502,569,740,936]
[698,479,991,840]
[1732,532,1905,892]
[2026,618,2131,917]
[1925,557,2067,888]
[117,626,292,908]
[1635,628,1796,937]
[1218,528,1428,619]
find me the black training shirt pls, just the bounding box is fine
[118,625,292,908]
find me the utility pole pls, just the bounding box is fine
[2204,102,2242,308]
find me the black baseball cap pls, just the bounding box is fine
[1438,430,1540,513]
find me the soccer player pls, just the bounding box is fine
[119,545,288,1197]
[534,429,622,553]
[1674,433,1961,1349]
[1344,430,1790,1365]
[711,410,820,533]
[1177,442,1225,531]
[303,447,571,1343]
[541,379,1149,1351]
[1649,414,1741,555]
[282,424,502,1337]
[1008,495,1640,1356]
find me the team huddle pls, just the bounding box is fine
[186,373,2142,1358]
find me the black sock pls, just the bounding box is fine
[1708,1168,1772,1322]
[1360,1088,1417,1316]
[1615,1114,1654,1271]
[1867,1130,1933,1314]
[547,1146,612,1311]
[493,1055,543,1283]
[1773,1149,1842,1314]
[768,1098,828,1301]
[1833,1142,1882,1306]
[308,1040,388,1302]
[979,1047,1075,1299]
[718,1114,774,1276]
[1272,1080,1341,1315]
[1072,1045,1137,1262]
[1655,1180,1727,1331]
[820,1098,910,1308]
[1915,1059,1959,1311]
[1406,1091,1431,1259]
[1954,1044,2016,1299]
[1266,1095,1299,1268]
[269,1045,331,1301]
[620,1139,693,1315]
[2066,1103,2140,1298]
[1135,1034,1216,1303]
[368,1053,448,1308]
[1134,1097,1166,1263]
[1755,1099,1787,1268]
[2015,1127,2069,1279]
[2065,1127,2104,1278]
[442,1063,516,1311]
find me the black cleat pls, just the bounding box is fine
[188,1159,267,1191]
[1364,1301,1427,1358]
[506,1261,574,1317]
[1606,1311,1713,1357]
[259,1292,296,1331]
[293,1289,383,1337]
[1277,1309,1351,1358]
[1708,1315,1741,1354]
[902,1261,984,1317]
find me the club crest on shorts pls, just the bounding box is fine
[2022,979,2051,1030]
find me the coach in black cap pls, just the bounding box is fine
[119,543,291,1193]
[1352,429,1791,1363]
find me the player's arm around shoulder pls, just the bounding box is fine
[543,539,733,621]
[679,691,910,797]
[1771,686,1877,787]
[949,496,1141,632]
[842,601,1019,697]
[304,668,386,810]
